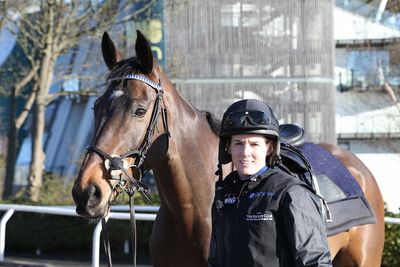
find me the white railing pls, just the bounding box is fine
[384,216,400,224]
[0,204,399,267]
[0,204,158,267]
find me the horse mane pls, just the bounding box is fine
[202,111,221,136]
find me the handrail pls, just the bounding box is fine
[385,216,400,224]
[0,204,399,267]
[0,209,14,261]
[0,204,157,267]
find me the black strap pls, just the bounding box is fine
[130,196,137,267]
[119,166,151,204]
[101,218,113,267]
[101,196,140,267]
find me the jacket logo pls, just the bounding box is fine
[248,191,275,199]
[246,212,274,221]
[224,193,237,205]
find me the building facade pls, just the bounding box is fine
[3,1,336,187]
[334,0,400,212]
[165,0,336,143]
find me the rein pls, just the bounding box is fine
[87,74,168,267]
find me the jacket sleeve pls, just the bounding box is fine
[280,185,333,267]
[208,204,220,267]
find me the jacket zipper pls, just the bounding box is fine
[236,181,248,208]
[232,181,248,267]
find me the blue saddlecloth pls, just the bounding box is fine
[300,142,363,198]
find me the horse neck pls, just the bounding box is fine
[154,75,218,214]
[161,74,217,150]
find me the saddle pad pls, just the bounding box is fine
[298,143,376,235]
[325,197,376,236]
[299,142,363,198]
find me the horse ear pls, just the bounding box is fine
[102,32,123,70]
[135,30,153,74]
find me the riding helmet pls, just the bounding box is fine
[219,99,281,166]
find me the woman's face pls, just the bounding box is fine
[228,134,271,177]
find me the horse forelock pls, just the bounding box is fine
[101,57,144,103]
[105,57,141,86]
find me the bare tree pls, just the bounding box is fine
[2,0,156,201]
[2,67,38,199]
[0,0,39,198]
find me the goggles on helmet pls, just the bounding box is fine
[222,110,272,129]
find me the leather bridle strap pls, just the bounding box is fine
[101,218,113,267]
[101,196,138,267]
[87,74,165,202]
[130,196,137,267]
[86,145,151,201]
[89,74,167,267]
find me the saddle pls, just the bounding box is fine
[279,124,312,185]
[278,124,376,236]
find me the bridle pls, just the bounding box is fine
[87,74,168,202]
[86,74,169,267]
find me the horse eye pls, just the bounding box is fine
[134,108,147,117]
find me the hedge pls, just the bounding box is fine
[0,173,158,263]
[383,209,400,267]
[3,212,154,263]
[1,174,399,265]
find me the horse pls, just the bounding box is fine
[72,30,385,267]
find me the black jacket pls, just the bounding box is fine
[208,166,332,267]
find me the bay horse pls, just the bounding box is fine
[72,30,385,267]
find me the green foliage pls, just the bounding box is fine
[38,172,76,205]
[5,213,94,255]
[0,172,159,262]
[112,189,160,206]
[0,155,5,165]
[2,171,160,206]
[3,174,400,265]
[382,209,400,267]
[4,212,154,263]
[1,172,75,205]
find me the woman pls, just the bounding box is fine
[208,99,332,267]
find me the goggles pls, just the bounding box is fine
[222,110,272,128]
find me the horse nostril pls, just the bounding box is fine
[87,184,102,207]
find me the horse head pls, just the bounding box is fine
[72,30,168,218]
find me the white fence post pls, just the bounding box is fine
[92,221,102,267]
[0,209,15,261]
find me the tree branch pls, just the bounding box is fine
[116,0,158,25]
[0,1,9,30]
[15,83,38,129]
[45,90,99,105]
[56,0,156,54]
[19,12,46,40]
[14,66,39,95]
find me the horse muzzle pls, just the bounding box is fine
[72,182,109,218]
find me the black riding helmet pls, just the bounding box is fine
[219,99,281,166]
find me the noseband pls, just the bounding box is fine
[87,74,168,202]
